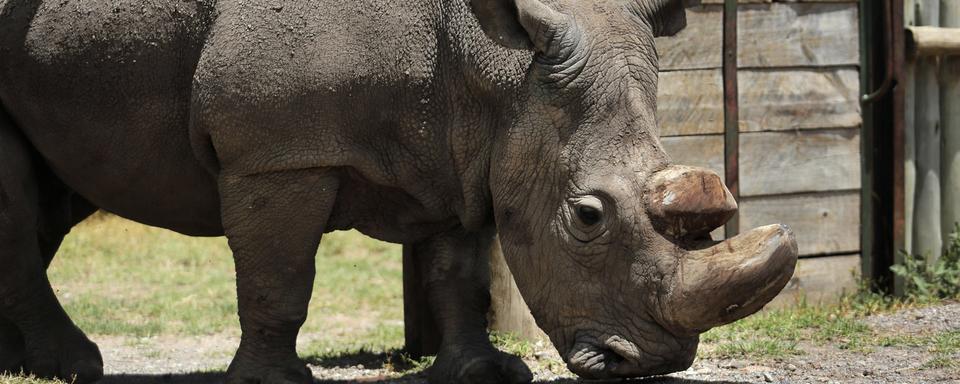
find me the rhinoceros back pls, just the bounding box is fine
[0,0,494,239]
[0,0,222,234]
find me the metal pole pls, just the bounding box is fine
[941,0,960,244]
[723,0,739,239]
[903,0,917,268]
[913,0,942,261]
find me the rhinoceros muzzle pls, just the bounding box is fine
[564,165,798,379]
[646,165,799,336]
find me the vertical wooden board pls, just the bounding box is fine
[940,4,960,243]
[657,69,861,136]
[766,254,861,309]
[740,129,861,196]
[740,192,860,256]
[657,3,860,70]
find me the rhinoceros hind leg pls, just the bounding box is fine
[411,227,533,384]
[0,109,102,384]
[218,169,340,384]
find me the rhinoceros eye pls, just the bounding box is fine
[576,202,603,227]
[566,196,608,242]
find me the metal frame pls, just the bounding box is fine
[860,0,906,293]
[723,0,739,239]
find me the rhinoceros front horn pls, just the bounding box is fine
[645,165,737,239]
[662,224,798,335]
[645,166,798,336]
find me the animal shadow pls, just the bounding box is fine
[97,348,747,384]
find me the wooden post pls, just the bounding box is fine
[941,0,960,243]
[912,0,942,261]
[901,0,917,296]
[906,26,960,56]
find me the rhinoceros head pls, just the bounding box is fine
[472,0,798,378]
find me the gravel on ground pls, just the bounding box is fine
[76,302,960,383]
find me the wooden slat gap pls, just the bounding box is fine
[797,250,862,259]
[733,65,861,74]
[738,188,861,202]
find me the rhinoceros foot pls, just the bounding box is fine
[225,349,313,384]
[22,324,102,384]
[429,344,533,384]
[0,317,24,374]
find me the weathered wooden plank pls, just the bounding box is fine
[740,191,860,256]
[766,254,861,308]
[657,3,859,70]
[660,129,861,196]
[661,135,726,180]
[740,129,860,196]
[657,68,861,136]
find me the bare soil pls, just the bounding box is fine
[93,303,960,384]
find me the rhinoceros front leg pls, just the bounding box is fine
[412,227,533,384]
[218,169,339,384]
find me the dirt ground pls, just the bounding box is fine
[91,303,960,384]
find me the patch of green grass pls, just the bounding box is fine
[922,356,959,369]
[490,331,537,358]
[49,213,403,338]
[0,374,65,384]
[300,323,405,361]
[699,298,877,359]
[925,330,960,369]
[708,339,801,359]
[700,288,960,361]
[892,223,960,300]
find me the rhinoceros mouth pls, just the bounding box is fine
[564,330,697,379]
[564,224,797,379]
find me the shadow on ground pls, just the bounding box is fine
[96,350,747,384]
[99,373,747,384]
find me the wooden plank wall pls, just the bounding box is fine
[656,0,862,305]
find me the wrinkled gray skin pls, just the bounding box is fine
[0,0,798,383]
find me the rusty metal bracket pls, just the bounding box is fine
[723,0,739,239]
[862,0,897,105]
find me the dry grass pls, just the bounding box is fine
[49,213,405,349]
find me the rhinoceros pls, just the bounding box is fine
[0,0,798,382]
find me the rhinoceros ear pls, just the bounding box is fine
[470,0,570,53]
[650,0,697,37]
